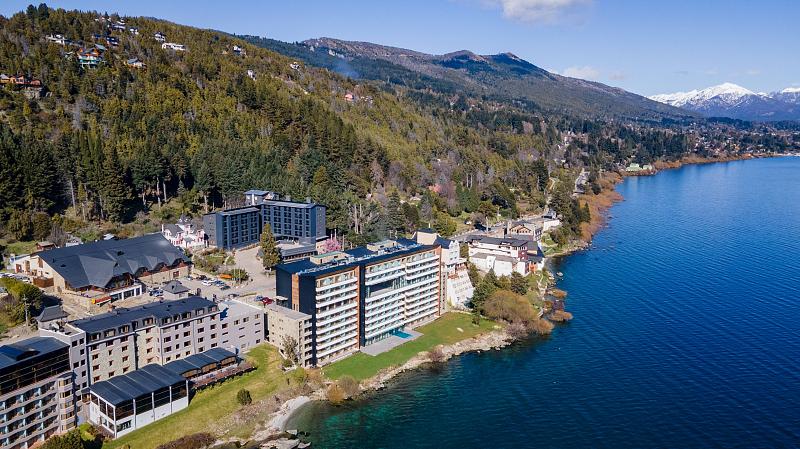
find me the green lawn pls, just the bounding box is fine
[323,313,498,381]
[104,345,293,449]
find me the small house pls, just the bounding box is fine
[162,42,186,52]
[154,32,166,42]
[163,280,190,300]
[125,58,146,69]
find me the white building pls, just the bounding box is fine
[467,236,533,277]
[161,217,207,250]
[87,364,189,438]
[414,229,473,309]
[162,42,186,51]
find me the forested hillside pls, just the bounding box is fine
[0,4,748,248]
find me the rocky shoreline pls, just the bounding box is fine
[236,324,513,447]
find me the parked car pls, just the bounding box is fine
[197,274,208,281]
[219,285,230,291]
[202,280,214,286]
[254,295,263,302]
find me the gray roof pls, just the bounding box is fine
[0,337,68,370]
[163,348,237,377]
[89,364,186,406]
[163,224,181,235]
[244,189,269,196]
[70,296,215,334]
[38,233,188,290]
[468,235,530,248]
[265,303,311,321]
[37,305,68,323]
[164,280,189,294]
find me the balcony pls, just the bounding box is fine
[316,302,357,321]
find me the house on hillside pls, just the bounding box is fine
[162,42,186,51]
[76,47,104,68]
[128,27,139,35]
[125,57,146,69]
[46,34,69,45]
[154,31,166,42]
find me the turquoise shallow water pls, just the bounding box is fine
[289,157,800,448]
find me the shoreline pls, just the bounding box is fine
[247,152,776,445]
[252,325,513,442]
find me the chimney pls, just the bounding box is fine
[306,197,312,204]
[285,194,291,201]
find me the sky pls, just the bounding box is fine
[2,0,798,96]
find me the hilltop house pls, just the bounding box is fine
[154,31,166,42]
[45,33,69,45]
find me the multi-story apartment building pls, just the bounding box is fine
[414,229,474,309]
[264,304,313,367]
[0,337,75,449]
[275,237,442,366]
[203,190,326,254]
[39,297,264,395]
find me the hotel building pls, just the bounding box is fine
[275,237,442,366]
[0,337,76,449]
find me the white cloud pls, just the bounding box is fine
[484,0,591,23]
[561,65,600,80]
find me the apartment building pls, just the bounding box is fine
[203,190,326,255]
[276,237,442,366]
[0,337,76,449]
[264,304,313,367]
[414,229,474,309]
[39,297,263,391]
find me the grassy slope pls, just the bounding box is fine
[104,345,291,449]
[323,313,497,381]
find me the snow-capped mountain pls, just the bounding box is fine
[771,87,800,105]
[650,83,800,121]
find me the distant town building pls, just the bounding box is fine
[125,57,146,69]
[153,31,166,42]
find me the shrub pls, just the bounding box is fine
[42,430,83,449]
[337,375,361,398]
[506,322,529,340]
[236,388,252,406]
[549,310,574,322]
[326,383,346,404]
[155,433,215,449]
[427,345,446,363]
[530,318,554,335]
[483,290,537,325]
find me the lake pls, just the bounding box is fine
[289,157,800,448]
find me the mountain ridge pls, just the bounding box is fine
[651,83,800,121]
[251,36,697,122]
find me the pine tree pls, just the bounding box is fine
[260,223,281,271]
[101,146,129,223]
[387,191,404,233]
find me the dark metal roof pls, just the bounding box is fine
[89,364,186,406]
[37,305,68,323]
[277,238,437,277]
[70,296,215,334]
[468,235,530,247]
[0,337,68,370]
[163,280,189,294]
[37,233,189,290]
[163,348,236,376]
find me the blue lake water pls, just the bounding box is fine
[288,157,800,448]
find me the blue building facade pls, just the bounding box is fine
[203,190,326,250]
